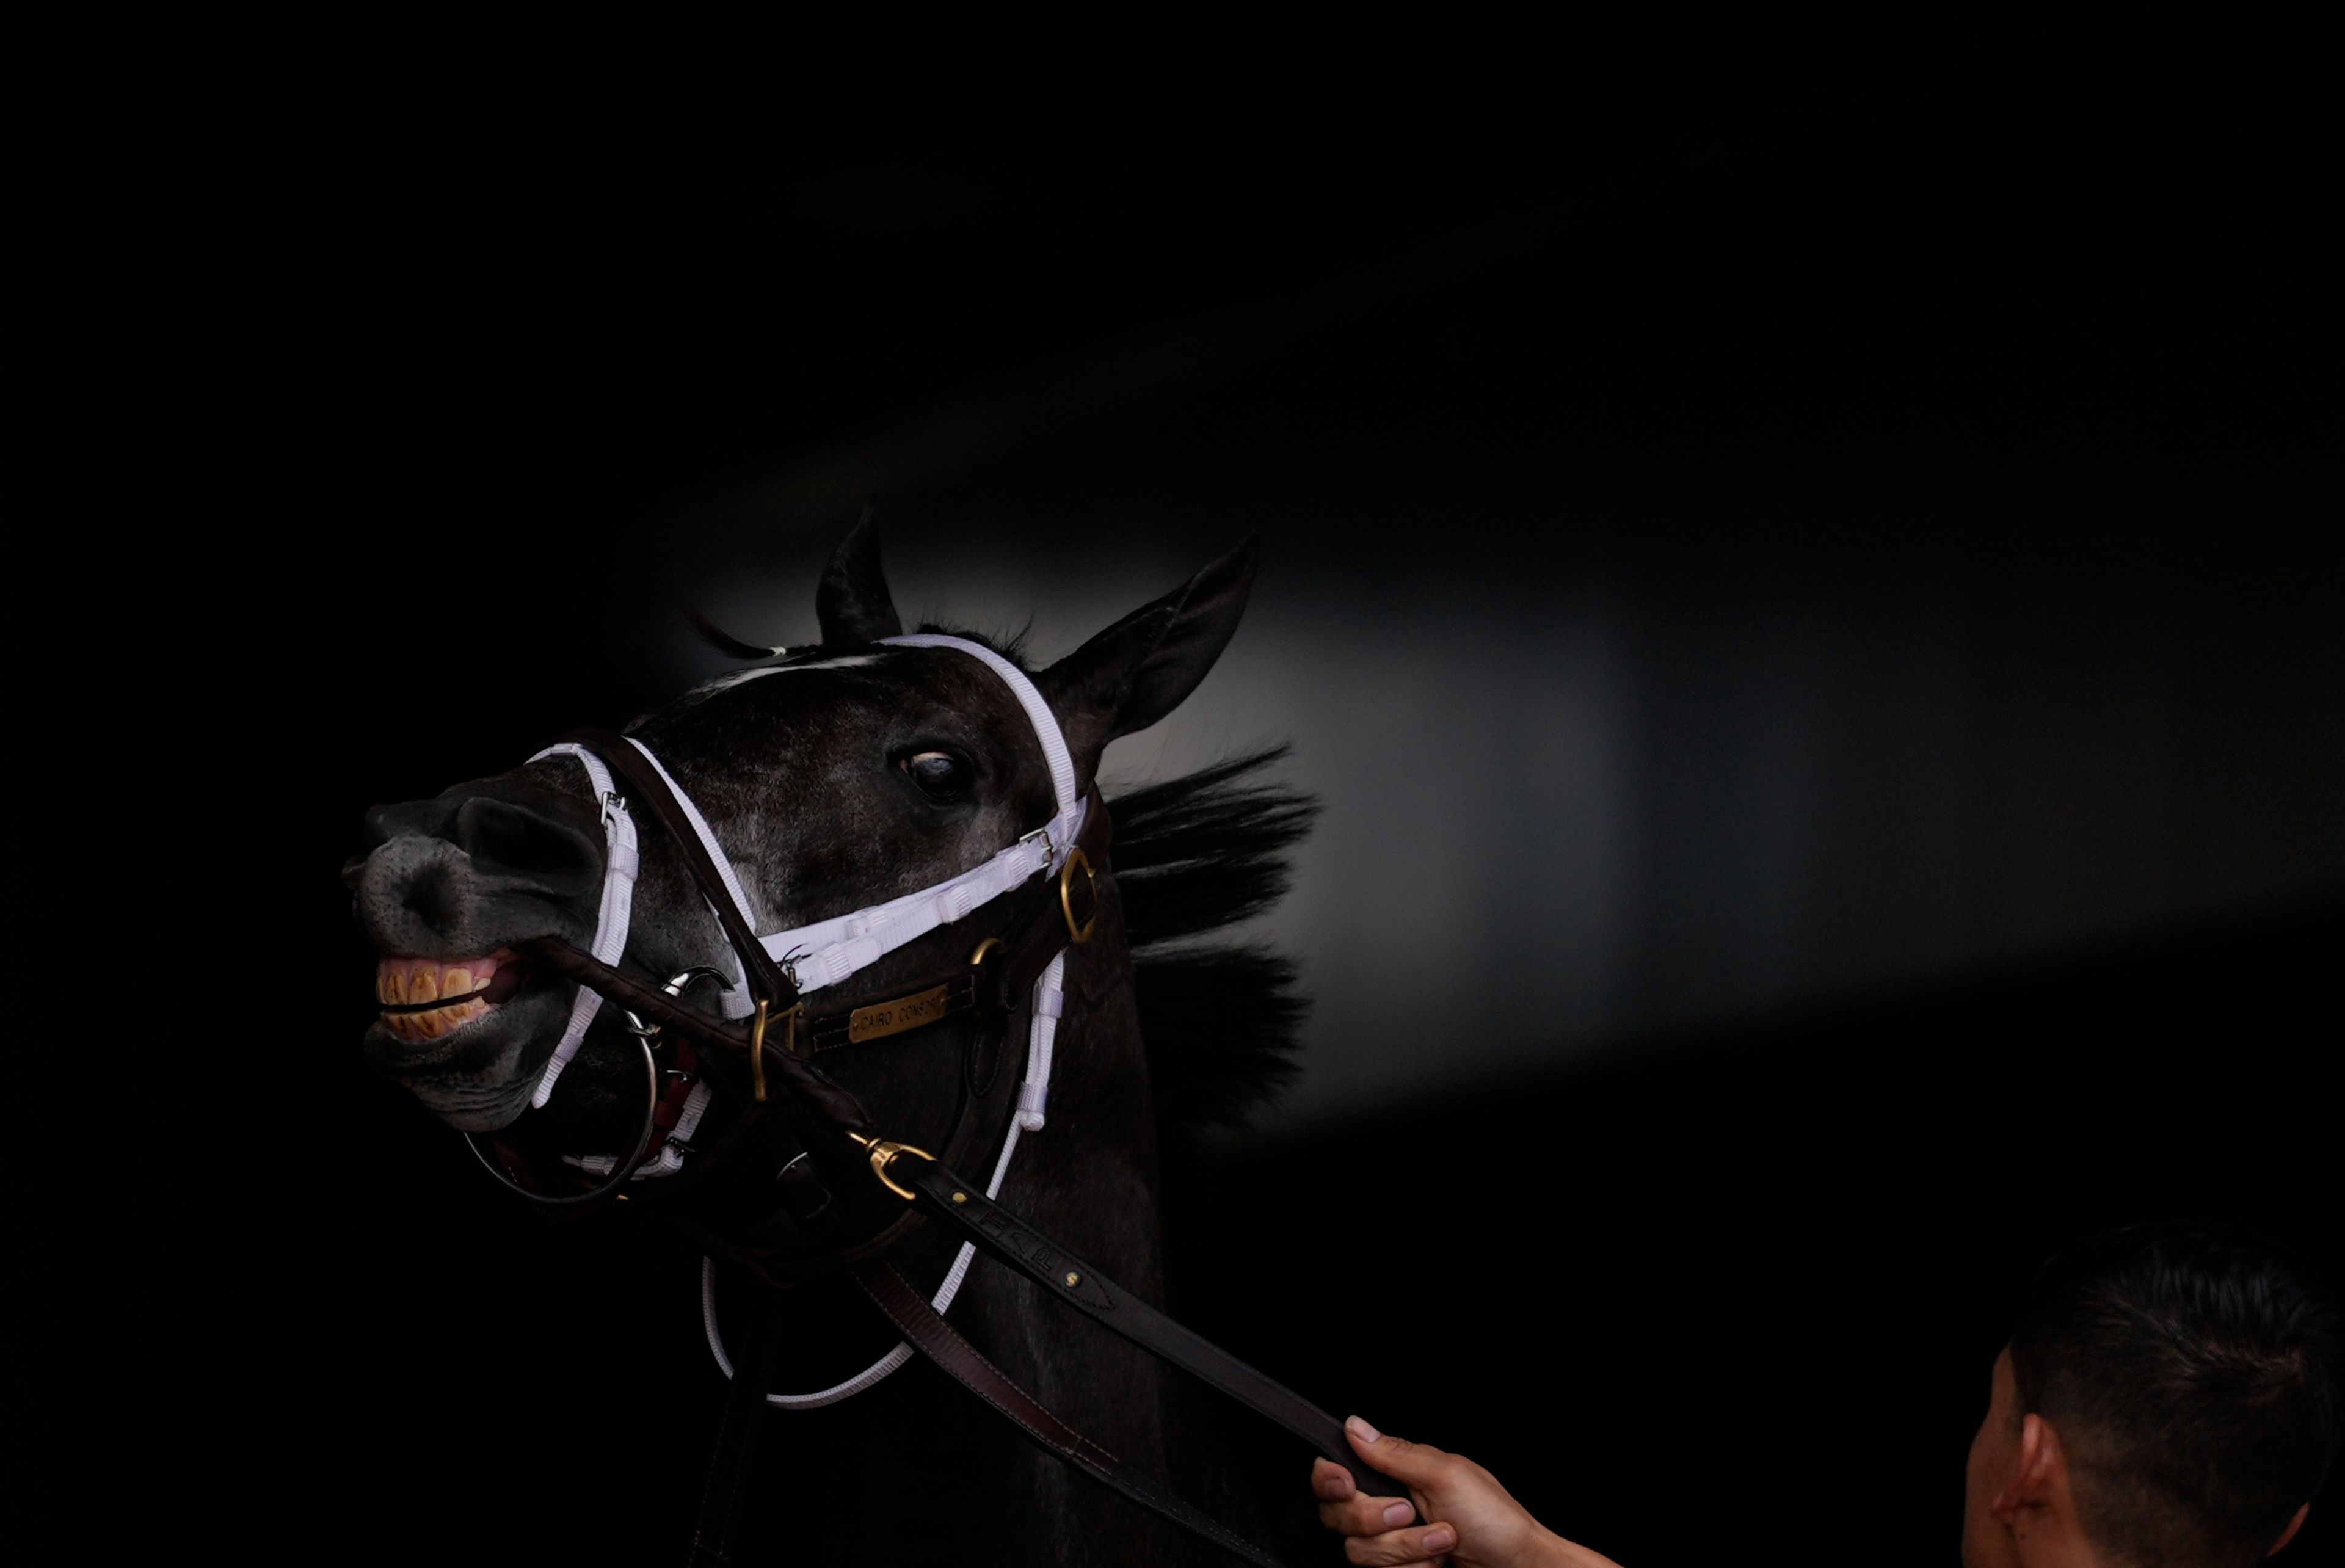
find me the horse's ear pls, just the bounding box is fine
[1038,536,1257,783]
[816,510,903,644]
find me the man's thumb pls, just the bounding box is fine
[1345,1417,1449,1485]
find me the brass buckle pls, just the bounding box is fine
[849,1133,936,1202]
[748,999,801,1102]
[1058,847,1098,945]
[969,936,1008,1011]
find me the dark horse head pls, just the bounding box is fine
[341,523,1322,1560]
[349,520,1253,1137]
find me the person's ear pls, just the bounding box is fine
[1991,1414,2065,1522]
[1033,537,1257,788]
[2269,1502,2310,1555]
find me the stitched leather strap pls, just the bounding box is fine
[686,1277,787,1566]
[890,1153,1408,1501]
[515,937,873,1137]
[851,1261,1289,1568]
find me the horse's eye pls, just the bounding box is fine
[900,750,972,802]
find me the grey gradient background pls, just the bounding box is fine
[638,287,2341,1132]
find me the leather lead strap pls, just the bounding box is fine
[687,1279,787,1567]
[893,1154,1409,1501]
[850,1261,1289,1568]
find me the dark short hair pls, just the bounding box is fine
[2009,1227,2340,1568]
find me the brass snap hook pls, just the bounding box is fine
[848,1132,937,1202]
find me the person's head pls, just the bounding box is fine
[1962,1227,2340,1568]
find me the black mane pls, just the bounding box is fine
[1108,749,1318,1134]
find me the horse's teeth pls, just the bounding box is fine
[373,954,504,1024]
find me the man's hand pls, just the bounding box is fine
[1309,1417,1624,1568]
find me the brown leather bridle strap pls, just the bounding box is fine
[878,1145,1408,1503]
[500,779,1108,1214]
[514,937,871,1136]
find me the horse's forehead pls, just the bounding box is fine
[654,648,1042,761]
[687,653,888,698]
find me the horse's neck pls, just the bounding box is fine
[944,882,1204,1531]
[749,884,1206,1563]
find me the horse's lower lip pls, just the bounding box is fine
[378,995,495,1042]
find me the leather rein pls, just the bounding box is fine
[470,705,1397,1564]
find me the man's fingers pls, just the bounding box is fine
[1343,1522,1458,1566]
[1319,1492,1419,1536]
[1345,1416,1455,1487]
[1311,1457,1356,1502]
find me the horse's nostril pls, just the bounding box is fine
[401,860,459,931]
[455,796,597,882]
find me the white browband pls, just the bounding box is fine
[525,636,1086,1407]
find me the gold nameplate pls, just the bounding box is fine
[847,984,953,1044]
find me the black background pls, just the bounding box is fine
[62,15,2340,1564]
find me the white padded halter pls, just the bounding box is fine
[660,636,1088,1015]
[532,631,1082,1144]
[533,634,1091,1404]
